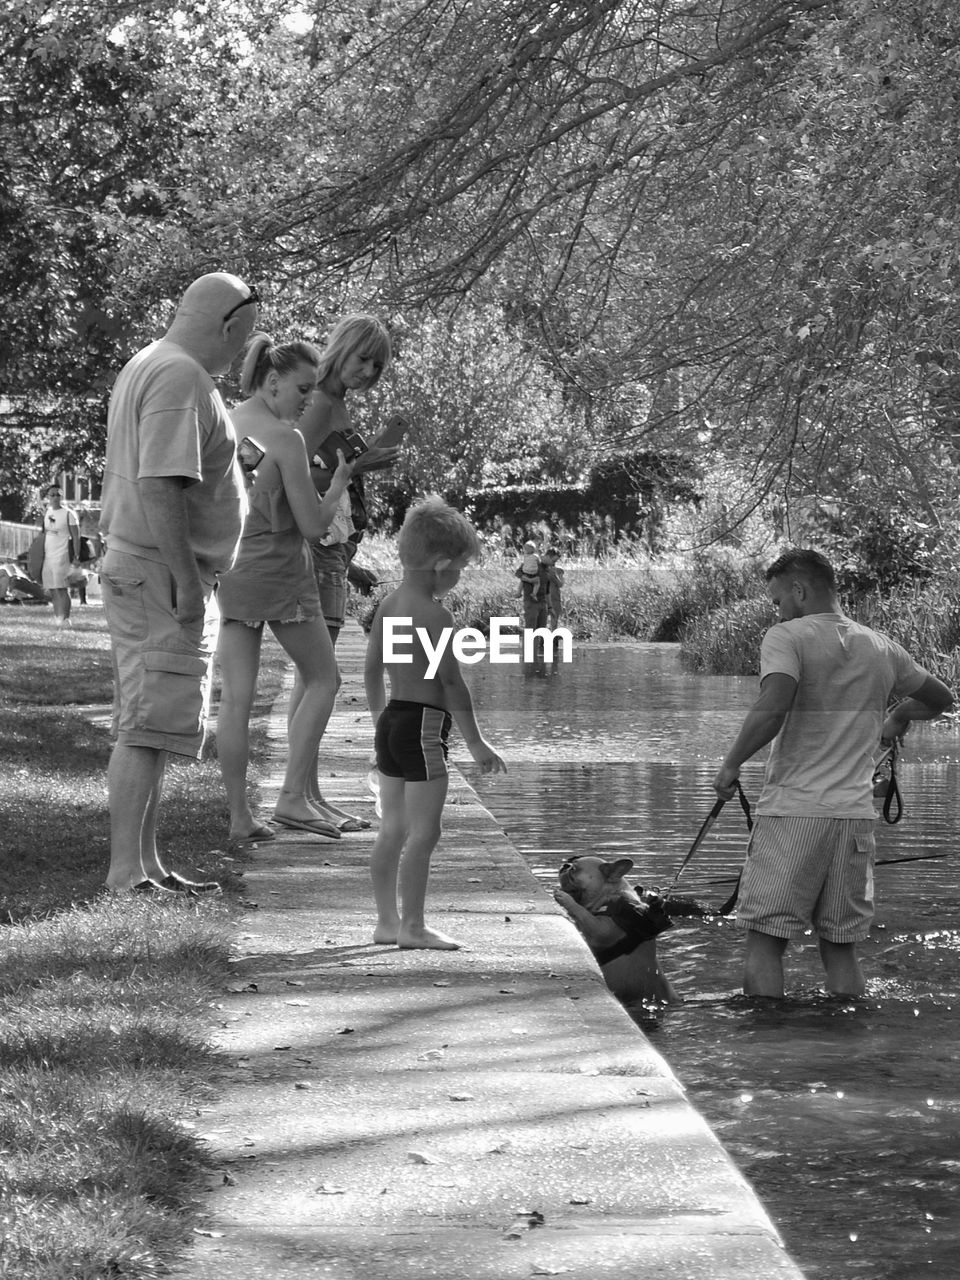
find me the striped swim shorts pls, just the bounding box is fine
[736,815,877,943]
[374,699,452,782]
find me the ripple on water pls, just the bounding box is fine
[466,644,960,1280]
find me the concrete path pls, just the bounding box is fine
[172,622,804,1280]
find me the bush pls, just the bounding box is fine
[679,596,771,674]
[679,579,960,682]
[349,538,764,644]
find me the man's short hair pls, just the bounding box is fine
[398,496,482,569]
[766,547,836,591]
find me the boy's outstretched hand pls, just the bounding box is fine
[468,738,507,774]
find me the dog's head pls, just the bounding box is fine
[558,855,635,911]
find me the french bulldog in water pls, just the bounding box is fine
[554,854,707,1006]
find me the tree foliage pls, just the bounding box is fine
[4,0,960,558]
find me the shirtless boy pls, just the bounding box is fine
[364,496,506,950]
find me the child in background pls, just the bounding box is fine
[516,539,541,599]
[364,496,506,950]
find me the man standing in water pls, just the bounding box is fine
[714,548,952,998]
[99,272,257,893]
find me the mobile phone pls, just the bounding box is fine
[238,436,265,472]
[376,413,411,448]
[335,429,369,462]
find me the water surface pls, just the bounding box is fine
[466,643,960,1280]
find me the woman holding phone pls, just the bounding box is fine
[216,332,355,844]
[292,313,408,831]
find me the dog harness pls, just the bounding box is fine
[592,894,674,965]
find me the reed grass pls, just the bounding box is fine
[851,584,960,687]
[351,535,762,642]
[355,534,959,684]
[678,596,772,675]
[679,581,960,682]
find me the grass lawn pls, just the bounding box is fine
[0,600,286,1279]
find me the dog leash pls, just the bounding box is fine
[705,851,946,883]
[872,739,903,824]
[663,780,752,900]
[713,747,905,917]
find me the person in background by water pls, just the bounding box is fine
[216,333,355,844]
[291,313,402,832]
[515,539,546,631]
[714,547,953,998]
[515,538,540,594]
[364,496,506,950]
[541,547,564,628]
[99,271,257,895]
[41,487,80,627]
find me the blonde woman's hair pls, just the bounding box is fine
[240,332,321,396]
[316,314,392,386]
[398,496,482,569]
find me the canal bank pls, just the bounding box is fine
[172,620,804,1280]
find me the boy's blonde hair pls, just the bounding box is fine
[398,496,482,569]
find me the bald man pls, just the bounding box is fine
[100,272,258,894]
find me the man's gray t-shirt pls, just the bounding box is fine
[758,613,927,818]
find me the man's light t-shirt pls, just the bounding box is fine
[758,613,927,818]
[100,339,245,572]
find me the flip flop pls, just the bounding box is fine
[273,813,342,839]
[335,815,371,832]
[227,823,276,849]
[311,801,371,831]
[159,872,222,896]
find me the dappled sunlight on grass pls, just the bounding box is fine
[0,612,258,1277]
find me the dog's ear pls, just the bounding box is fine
[603,857,635,880]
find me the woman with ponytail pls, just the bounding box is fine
[216,332,354,843]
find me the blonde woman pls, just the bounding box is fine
[291,313,404,830]
[217,333,354,844]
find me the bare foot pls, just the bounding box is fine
[373,922,399,945]
[397,925,461,951]
[275,790,329,822]
[228,818,275,843]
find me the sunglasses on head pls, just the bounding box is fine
[222,286,260,323]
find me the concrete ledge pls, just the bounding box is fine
[171,624,804,1279]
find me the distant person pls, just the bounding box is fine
[364,496,506,949]
[517,539,540,590]
[514,539,545,630]
[216,333,355,844]
[1,560,46,603]
[291,313,403,831]
[714,548,953,998]
[542,547,565,628]
[99,271,258,895]
[41,487,80,626]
